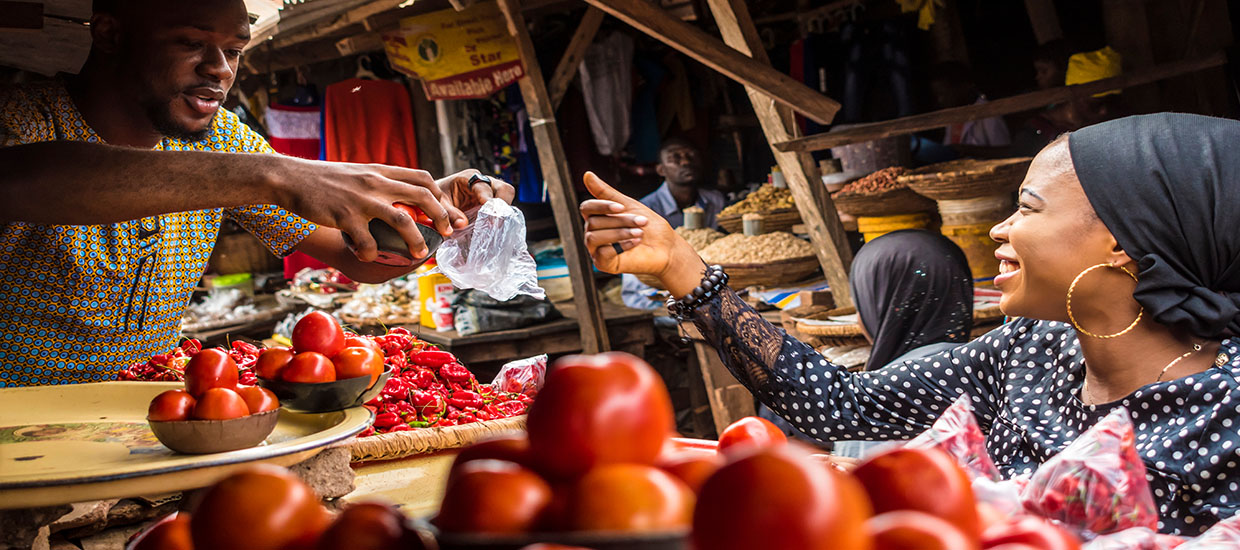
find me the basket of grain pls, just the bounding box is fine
[830,166,936,217]
[716,184,801,234]
[699,232,820,289]
[636,227,726,289]
[899,157,1032,201]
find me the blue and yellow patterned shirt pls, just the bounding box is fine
[0,81,317,386]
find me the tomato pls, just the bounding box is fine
[717,416,787,457]
[344,335,383,354]
[184,348,239,397]
[867,511,980,550]
[853,448,980,537]
[292,311,345,357]
[148,389,196,422]
[566,464,694,532]
[393,203,435,226]
[133,513,192,550]
[237,386,280,414]
[317,501,427,550]
[435,460,552,534]
[519,546,594,550]
[693,444,872,550]
[191,387,250,420]
[656,451,722,493]
[282,352,337,383]
[191,465,331,550]
[451,435,533,474]
[332,347,384,387]
[255,347,294,380]
[526,352,674,479]
[981,516,1080,550]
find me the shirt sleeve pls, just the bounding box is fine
[0,86,52,147]
[689,287,1010,441]
[221,111,318,256]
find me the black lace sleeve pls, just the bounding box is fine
[690,288,1009,441]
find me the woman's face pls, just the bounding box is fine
[989,140,1122,320]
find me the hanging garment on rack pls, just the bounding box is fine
[630,54,666,164]
[578,32,634,157]
[840,20,914,124]
[324,78,419,167]
[657,56,695,134]
[266,104,321,160]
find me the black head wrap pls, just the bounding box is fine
[850,230,974,369]
[1069,113,1240,339]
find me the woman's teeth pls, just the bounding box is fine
[999,260,1020,274]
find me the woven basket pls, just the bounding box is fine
[717,208,803,234]
[900,158,1032,201]
[347,415,526,463]
[830,187,936,217]
[637,256,820,291]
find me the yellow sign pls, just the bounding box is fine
[383,2,525,100]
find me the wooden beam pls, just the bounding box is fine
[0,1,43,30]
[774,52,1229,153]
[707,0,854,307]
[548,7,604,110]
[271,0,411,50]
[496,0,610,354]
[581,0,841,125]
[1023,0,1062,45]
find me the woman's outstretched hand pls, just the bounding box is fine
[580,172,706,297]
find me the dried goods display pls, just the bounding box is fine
[336,277,418,324]
[698,231,815,264]
[719,184,795,216]
[834,166,910,196]
[675,226,725,250]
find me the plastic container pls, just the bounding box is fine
[205,272,254,297]
[856,213,933,242]
[417,259,454,330]
[941,222,1002,283]
[937,195,1013,226]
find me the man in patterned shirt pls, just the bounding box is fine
[0,0,514,386]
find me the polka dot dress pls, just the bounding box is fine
[0,81,316,386]
[691,289,1240,535]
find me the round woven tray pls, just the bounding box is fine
[347,415,526,463]
[899,157,1032,201]
[798,305,1006,338]
[637,256,820,291]
[830,187,936,217]
[716,208,802,234]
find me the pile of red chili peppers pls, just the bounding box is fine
[360,327,535,436]
[117,339,260,386]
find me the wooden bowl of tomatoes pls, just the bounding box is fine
[255,311,392,413]
[146,348,284,454]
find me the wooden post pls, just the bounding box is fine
[497,0,610,354]
[548,7,605,110]
[706,0,855,307]
[1102,0,1160,112]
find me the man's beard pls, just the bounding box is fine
[141,96,215,142]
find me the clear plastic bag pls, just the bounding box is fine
[906,394,1002,481]
[490,354,547,395]
[1083,528,1187,550]
[1021,408,1159,536]
[1178,515,1240,549]
[434,199,545,302]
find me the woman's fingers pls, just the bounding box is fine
[580,199,626,217]
[591,238,642,262]
[584,228,644,251]
[584,213,649,231]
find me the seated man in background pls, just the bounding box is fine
[620,138,725,310]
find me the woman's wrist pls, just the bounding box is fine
[659,241,709,299]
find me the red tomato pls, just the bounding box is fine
[393,203,435,226]
[435,460,552,534]
[657,451,723,494]
[317,501,427,550]
[332,347,384,387]
[192,387,250,420]
[518,546,594,550]
[148,389,196,422]
[133,513,192,550]
[717,416,787,457]
[526,352,675,479]
[853,448,980,537]
[344,335,383,354]
[184,348,239,397]
[981,516,1080,550]
[567,463,694,532]
[237,386,280,414]
[450,435,533,474]
[292,311,345,357]
[867,511,980,550]
[693,444,873,550]
[255,347,294,380]
[191,465,331,550]
[282,352,337,383]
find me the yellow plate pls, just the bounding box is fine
[0,381,371,509]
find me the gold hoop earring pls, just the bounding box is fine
[1066,263,1143,339]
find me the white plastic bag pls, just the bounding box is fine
[490,354,547,395]
[434,199,545,302]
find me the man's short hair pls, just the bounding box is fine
[658,137,698,159]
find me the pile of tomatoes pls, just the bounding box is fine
[254,311,385,387]
[147,348,278,422]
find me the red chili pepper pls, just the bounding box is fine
[408,369,435,389]
[496,400,527,417]
[410,350,456,368]
[180,339,202,355]
[389,327,411,336]
[387,424,413,432]
[231,340,260,356]
[458,412,477,424]
[447,390,483,410]
[357,426,376,438]
[374,412,401,429]
[439,363,473,384]
[380,378,407,399]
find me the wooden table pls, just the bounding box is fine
[394,301,656,374]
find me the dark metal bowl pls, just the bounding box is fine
[342,220,444,268]
[257,367,392,413]
[148,409,280,454]
[415,519,690,550]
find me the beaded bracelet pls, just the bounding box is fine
[666,264,728,321]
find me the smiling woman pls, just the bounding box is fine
[578,113,1240,535]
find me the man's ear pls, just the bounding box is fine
[655,163,667,180]
[90,13,123,54]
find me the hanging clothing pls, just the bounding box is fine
[629,54,665,164]
[266,103,321,160]
[578,32,633,157]
[943,95,1011,147]
[323,78,419,167]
